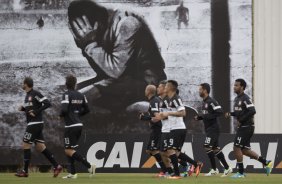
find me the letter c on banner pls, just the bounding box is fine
[87,142,106,168]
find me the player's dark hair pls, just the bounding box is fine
[235,78,247,90]
[66,75,77,90]
[159,80,167,85]
[68,0,108,28]
[167,80,178,92]
[24,77,33,88]
[200,83,210,94]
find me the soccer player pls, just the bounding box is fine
[194,83,232,177]
[154,80,203,179]
[16,77,62,177]
[60,75,95,179]
[139,85,168,177]
[225,79,273,178]
[156,81,190,177]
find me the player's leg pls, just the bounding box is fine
[166,130,181,178]
[35,142,62,177]
[160,133,173,175]
[204,134,217,176]
[64,127,95,177]
[211,132,232,176]
[240,126,272,175]
[146,131,167,175]
[176,130,202,177]
[15,125,34,177]
[213,148,232,177]
[231,128,245,178]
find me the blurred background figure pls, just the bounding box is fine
[36,16,44,29]
[175,0,189,29]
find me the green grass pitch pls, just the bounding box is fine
[0,173,282,184]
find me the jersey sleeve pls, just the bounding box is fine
[210,99,223,113]
[238,95,256,122]
[172,97,185,111]
[80,95,90,116]
[60,93,69,117]
[33,91,51,115]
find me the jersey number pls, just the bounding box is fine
[65,138,70,145]
[237,137,242,144]
[205,137,211,144]
[24,132,32,140]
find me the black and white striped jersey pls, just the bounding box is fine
[159,96,170,133]
[167,94,186,130]
[22,89,51,124]
[60,90,90,128]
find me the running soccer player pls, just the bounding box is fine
[139,85,167,177]
[157,81,189,177]
[194,83,232,177]
[154,80,203,179]
[16,77,62,177]
[156,81,174,177]
[225,79,273,178]
[60,75,95,179]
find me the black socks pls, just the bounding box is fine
[42,148,58,168]
[23,149,31,173]
[153,153,167,173]
[72,152,91,169]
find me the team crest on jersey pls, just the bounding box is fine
[28,96,32,101]
[238,101,242,105]
[205,103,208,108]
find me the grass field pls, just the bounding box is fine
[0,173,282,184]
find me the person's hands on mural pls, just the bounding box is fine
[69,15,98,49]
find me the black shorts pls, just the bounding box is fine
[23,123,45,144]
[147,129,161,151]
[167,129,186,151]
[160,132,170,151]
[204,129,220,149]
[64,126,82,149]
[234,125,254,150]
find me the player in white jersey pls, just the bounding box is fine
[154,80,203,179]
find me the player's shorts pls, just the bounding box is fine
[160,132,170,151]
[64,126,83,149]
[23,122,45,144]
[146,129,161,151]
[204,128,220,149]
[167,129,186,151]
[234,125,255,150]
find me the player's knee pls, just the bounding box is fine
[35,143,46,152]
[166,149,175,156]
[65,149,74,157]
[151,150,159,156]
[22,142,31,150]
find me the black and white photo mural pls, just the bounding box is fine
[0,0,252,151]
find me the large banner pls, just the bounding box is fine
[0,0,255,171]
[1,133,282,173]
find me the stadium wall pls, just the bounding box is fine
[253,0,282,133]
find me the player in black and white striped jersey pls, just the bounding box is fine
[154,80,203,179]
[60,75,95,179]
